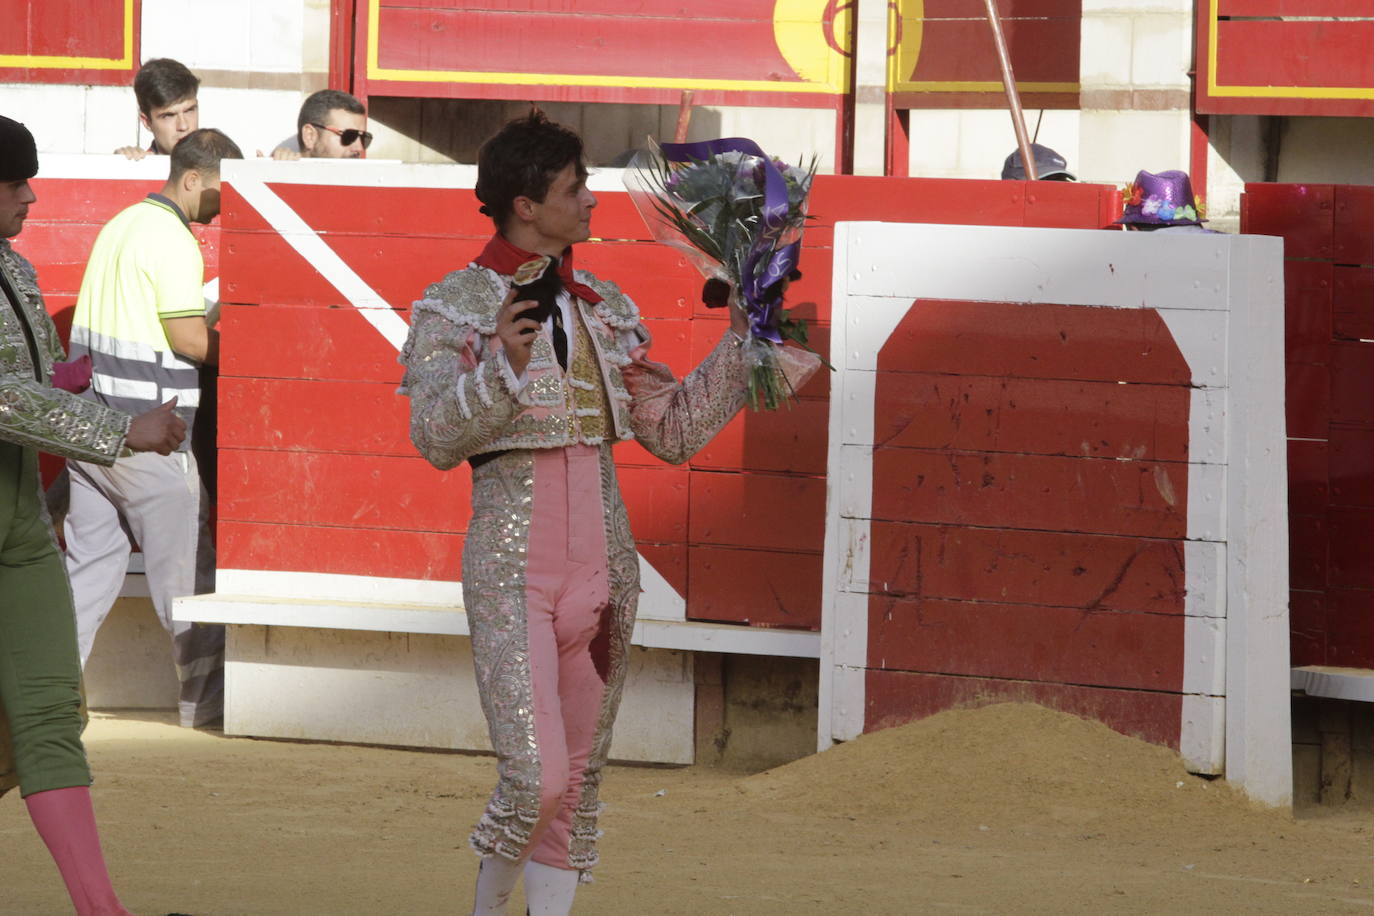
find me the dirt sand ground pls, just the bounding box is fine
[4,702,1374,915]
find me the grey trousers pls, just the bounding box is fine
[64,450,223,727]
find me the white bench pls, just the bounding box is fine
[173,569,820,764]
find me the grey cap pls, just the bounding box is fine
[1001,143,1075,181]
[0,116,38,182]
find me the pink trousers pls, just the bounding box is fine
[522,445,611,868]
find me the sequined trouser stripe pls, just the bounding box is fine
[464,443,639,873]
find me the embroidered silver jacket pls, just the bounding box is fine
[0,240,129,463]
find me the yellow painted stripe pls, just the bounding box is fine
[1207,0,1374,101]
[0,0,135,70]
[364,0,845,94]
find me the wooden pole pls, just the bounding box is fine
[674,90,695,143]
[982,0,1037,179]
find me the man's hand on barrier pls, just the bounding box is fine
[125,398,187,455]
[113,146,150,161]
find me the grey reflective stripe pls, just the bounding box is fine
[70,327,200,451]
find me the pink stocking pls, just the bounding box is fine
[24,786,132,916]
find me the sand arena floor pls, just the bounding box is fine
[4,703,1374,915]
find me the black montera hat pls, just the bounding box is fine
[1001,143,1075,181]
[0,116,38,182]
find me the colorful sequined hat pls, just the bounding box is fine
[1117,169,1205,226]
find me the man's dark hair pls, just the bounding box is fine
[475,111,586,231]
[296,89,366,147]
[134,59,200,115]
[169,128,243,181]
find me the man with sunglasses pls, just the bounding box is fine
[294,89,371,159]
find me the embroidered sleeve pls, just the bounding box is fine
[619,325,754,466]
[0,246,130,464]
[398,298,525,471]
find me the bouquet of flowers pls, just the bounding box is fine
[626,137,821,410]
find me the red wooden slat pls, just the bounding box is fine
[873,374,1190,461]
[218,377,411,455]
[868,521,1186,615]
[689,396,829,476]
[1327,508,1374,589]
[1333,265,1374,341]
[1286,363,1331,439]
[1240,184,1333,259]
[1219,0,1374,13]
[219,304,406,383]
[686,547,821,629]
[870,448,1188,539]
[1287,261,1333,362]
[1329,427,1374,508]
[1289,514,1329,591]
[218,449,471,533]
[903,20,1080,86]
[617,466,689,545]
[638,543,687,599]
[1215,22,1374,91]
[1335,186,1374,267]
[375,8,805,84]
[878,300,1194,385]
[868,595,1184,691]
[1328,342,1374,426]
[863,669,1183,749]
[688,471,825,552]
[1288,439,1330,517]
[219,520,462,581]
[1325,588,1374,669]
[1289,589,1327,667]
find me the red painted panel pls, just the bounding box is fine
[873,374,1189,461]
[1240,184,1333,259]
[218,449,471,533]
[1333,265,1374,341]
[690,396,828,476]
[219,304,406,383]
[870,448,1188,539]
[218,378,411,455]
[1220,0,1374,12]
[0,0,139,86]
[638,543,687,599]
[1328,508,1374,590]
[219,520,462,581]
[1290,589,1327,668]
[1287,261,1332,361]
[1329,342,1374,426]
[1288,439,1329,517]
[1324,588,1374,669]
[863,669,1183,749]
[1216,22,1374,92]
[1335,186,1374,267]
[687,547,821,629]
[688,471,825,553]
[869,595,1184,690]
[903,19,1079,87]
[617,466,689,546]
[807,178,1025,242]
[879,300,1194,385]
[375,4,807,84]
[1330,427,1374,508]
[1023,182,1118,229]
[1289,514,1329,591]
[868,522,1186,615]
[1286,363,1331,440]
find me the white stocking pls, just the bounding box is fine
[472,854,523,915]
[524,860,579,916]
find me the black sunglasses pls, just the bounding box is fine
[311,123,373,150]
